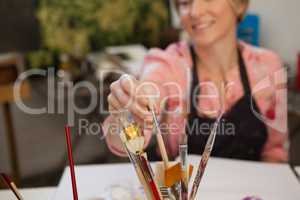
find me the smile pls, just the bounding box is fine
[192,21,215,32]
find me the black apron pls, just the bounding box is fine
[186,46,268,161]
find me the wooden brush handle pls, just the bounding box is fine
[156,134,169,168]
[148,100,169,168]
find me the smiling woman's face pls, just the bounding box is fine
[177,0,244,47]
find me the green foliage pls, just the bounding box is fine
[27,0,169,68]
[26,49,54,69]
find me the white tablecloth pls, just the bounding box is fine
[53,156,300,200]
[0,187,55,200]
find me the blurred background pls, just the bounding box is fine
[0,0,299,188]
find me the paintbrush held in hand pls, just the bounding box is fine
[119,110,145,155]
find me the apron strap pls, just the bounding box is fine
[189,45,200,115]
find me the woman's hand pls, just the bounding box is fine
[108,74,160,128]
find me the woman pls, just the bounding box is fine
[104,0,288,162]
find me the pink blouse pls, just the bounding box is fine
[104,41,288,162]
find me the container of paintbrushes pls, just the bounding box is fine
[154,160,193,200]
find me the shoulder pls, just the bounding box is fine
[139,41,192,79]
[241,41,284,75]
[240,41,285,89]
[145,41,191,63]
[240,42,287,122]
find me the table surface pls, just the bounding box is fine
[1,159,298,200]
[0,187,56,200]
[53,155,300,200]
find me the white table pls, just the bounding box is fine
[53,156,300,200]
[0,187,56,200]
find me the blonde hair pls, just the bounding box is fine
[230,0,249,22]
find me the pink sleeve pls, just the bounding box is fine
[260,52,288,162]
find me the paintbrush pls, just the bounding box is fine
[122,140,162,200]
[148,101,169,169]
[189,114,222,200]
[138,154,162,200]
[123,145,154,200]
[118,111,162,200]
[179,134,188,200]
[0,173,24,200]
[119,110,145,155]
[65,125,79,200]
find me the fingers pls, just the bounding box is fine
[128,101,152,123]
[108,74,161,127]
[136,81,161,115]
[119,74,138,96]
[110,80,132,108]
[111,76,149,115]
[119,74,150,110]
[119,74,160,110]
[108,94,121,115]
